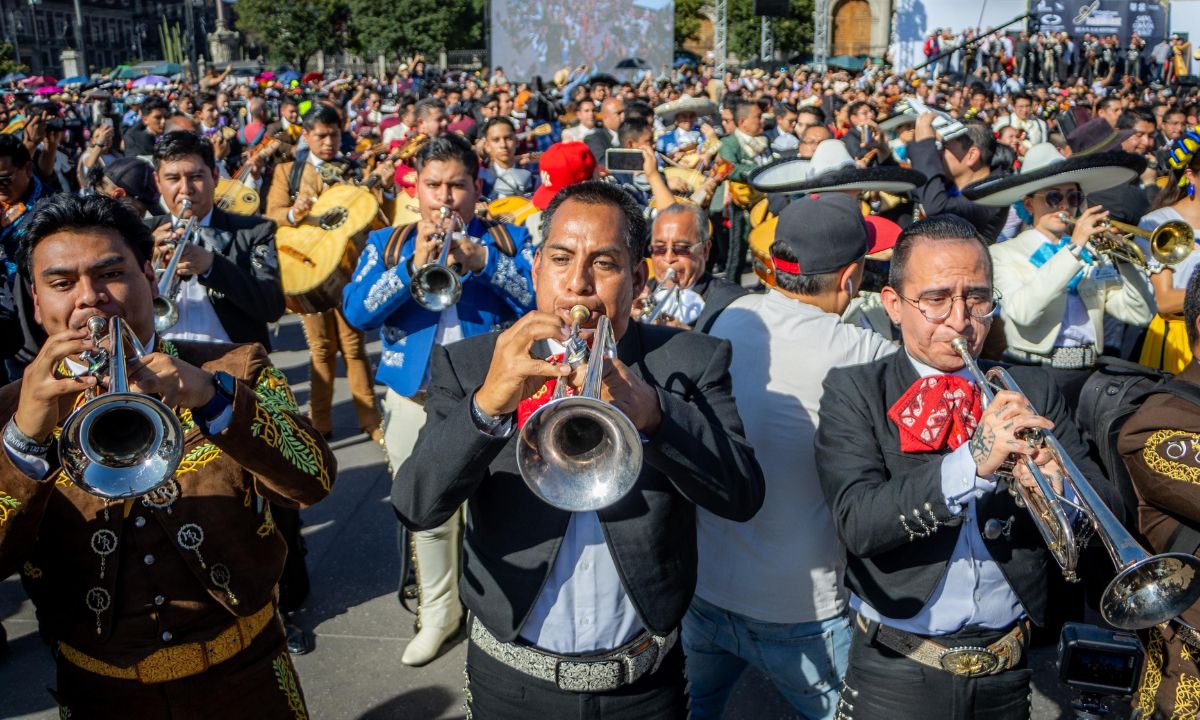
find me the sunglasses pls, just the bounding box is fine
[1036,189,1083,208]
[650,242,703,258]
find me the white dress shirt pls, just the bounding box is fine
[851,352,1025,634]
[162,210,232,345]
[698,292,896,623]
[471,338,642,654]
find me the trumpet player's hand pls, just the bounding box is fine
[914,112,939,142]
[1070,205,1109,248]
[123,354,216,410]
[1011,450,1066,496]
[13,328,99,443]
[174,242,215,277]
[566,355,662,435]
[968,389,1056,477]
[449,235,487,274]
[152,222,182,262]
[411,218,445,268]
[474,311,573,418]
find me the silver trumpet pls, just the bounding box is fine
[58,315,184,499]
[950,336,1200,630]
[153,198,200,333]
[412,206,467,312]
[643,268,682,325]
[517,305,642,511]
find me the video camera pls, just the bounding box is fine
[1058,622,1143,718]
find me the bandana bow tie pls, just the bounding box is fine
[887,375,983,453]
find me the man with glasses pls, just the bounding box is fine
[798,124,833,161]
[685,194,893,720]
[816,214,1108,720]
[640,203,747,333]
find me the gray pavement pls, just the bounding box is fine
[0,314,1122,719]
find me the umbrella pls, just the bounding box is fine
[22,75,57,87]
[113,65,140,80]
[825,55,868,71]
[614,57,652,71]
[132,75,169,87]
[302,71,323,84]
[279,70,301,85]
[57,76,90,87]
[34,86,59,95]
[0,72,26,84]
[257,71,276,82]
[84,89,113,100]
[150,62,184,77]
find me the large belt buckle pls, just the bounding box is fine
[938,646,1000,678]
[554,656,624,693]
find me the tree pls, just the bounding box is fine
[233,0,346,71]
[347,0,478,60]
[0,43,27,77]
[676,0,814,63]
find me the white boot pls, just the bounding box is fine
[402,511,464,666]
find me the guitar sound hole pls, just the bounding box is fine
[320,208,347,231]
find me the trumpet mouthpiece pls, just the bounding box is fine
[949,337,969,353]
[569,305,591,325]
[86,315,108,334]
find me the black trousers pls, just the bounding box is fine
[464,638,687,719]
[839,623,1032,720]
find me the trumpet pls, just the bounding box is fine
[890,97,969,142]
[950,337,1200,630]
[642,268,681,325]
[411,207,468,312]
[1056,212,1195,268]
[517,305,642,511]
[154,199,201,333]
[58,316,184,499]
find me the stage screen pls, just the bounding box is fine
[490,0,675,82]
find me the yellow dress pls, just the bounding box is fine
[1140,313,1193,374]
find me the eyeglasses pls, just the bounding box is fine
[897,290,1002,321]
[650,242,704,258]
[1034,189,1083,208]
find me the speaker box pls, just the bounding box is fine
[754,0,790,18]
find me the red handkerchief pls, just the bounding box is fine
[887,375,982,453]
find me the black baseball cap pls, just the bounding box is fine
[105,157,160,209]
[772,193,870,274]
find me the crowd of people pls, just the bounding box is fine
[4,26,1200,719]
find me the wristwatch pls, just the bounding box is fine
[196,370,236,422]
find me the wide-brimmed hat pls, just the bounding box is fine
[747,139,926,194]
[1067,118,1134,156]
[654,95,717,123]
[962,143,1146,207]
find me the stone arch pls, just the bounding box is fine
[832,0,873,56]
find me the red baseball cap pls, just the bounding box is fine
[532,142,597,210]
[864,215,901,255]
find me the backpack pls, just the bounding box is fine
[1077,356,1200,549]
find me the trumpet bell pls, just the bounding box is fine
[1101,552,1200,631]
[411,264,463,312]
[152,296,178,334]
[518,396,642,512]
[60,392,184,499]
[1151,220,1196,266]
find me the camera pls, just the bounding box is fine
[1057,622,1143,698]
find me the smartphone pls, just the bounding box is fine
[606,148,645,174]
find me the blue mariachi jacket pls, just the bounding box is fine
[342,217,536,397]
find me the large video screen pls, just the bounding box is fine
[491,0,675,82]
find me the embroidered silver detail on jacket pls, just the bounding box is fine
[364,267,405,313]
[490,254,532,307]
[354,243,379,283]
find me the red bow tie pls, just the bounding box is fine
[887,375,983,453]
[517,353,574,429]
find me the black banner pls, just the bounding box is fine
[1031,0,1167,45]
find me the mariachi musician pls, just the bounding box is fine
[265,105,391,444]
[342,133,535,667]
[0,193,336,717]
[0,135,49,380]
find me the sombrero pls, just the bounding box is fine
[747,139,926,194]
[962,143,1146,207]
[654,95,717,124]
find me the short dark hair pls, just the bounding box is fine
[1186,263,1200,347]
[1098,96,1122,113]
[482,117,515,137]
[1117,107,1156,129]
[198,93,218,108]
[302,105,342,131]
[797,106,826,124]
[618,117,652,147]
[17,194,154,283]
[946,120,996,168]
[141,96,170,116]
[540,180,647,265]
[0,135,31,166]
[1012,92,1032,105]
[414,98,445,123]
[733,100,758,124]
[414,133,479,179]
[152,130,216,170]
[770,235,841,296]
[888,214,992,292]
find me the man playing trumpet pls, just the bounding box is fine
[0,194,336,718]
[816,215,1114,720]
[394,180,763,717]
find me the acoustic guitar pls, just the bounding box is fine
[214,138,283,216]
[275,136,429,314]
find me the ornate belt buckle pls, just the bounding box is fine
[939,646,1000,677]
